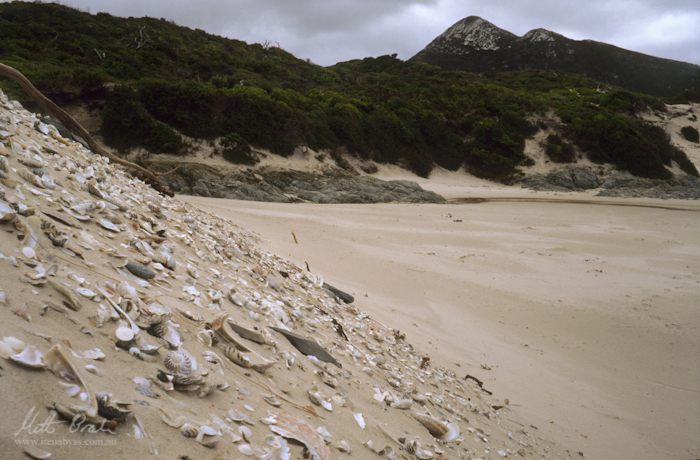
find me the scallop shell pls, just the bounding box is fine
[180,422,199,438]
[164,350,193,376]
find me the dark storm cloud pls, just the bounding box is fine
[55,0,700,65]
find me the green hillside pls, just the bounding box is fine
[0,2,696,181]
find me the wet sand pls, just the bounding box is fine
[183,193,700,460]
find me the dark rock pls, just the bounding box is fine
[570,167,599,189]
[323,282,354,304]
[148,162,446,204]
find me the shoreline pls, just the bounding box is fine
[182,192,700,460]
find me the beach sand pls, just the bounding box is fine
[182,190,700,460]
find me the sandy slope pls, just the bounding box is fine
[183,193,700,460]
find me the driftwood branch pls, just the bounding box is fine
[0,61,174,196]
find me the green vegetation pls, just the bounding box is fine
[0,2,696,181]
[221,133,257,165]
[544,134,576,163]
[680,126,699,143]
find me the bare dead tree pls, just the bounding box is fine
[0,62,176,196]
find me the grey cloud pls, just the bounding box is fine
[57,0,700,64]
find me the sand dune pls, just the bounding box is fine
[183,193,700,460]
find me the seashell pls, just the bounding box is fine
[48,280,83,311]
[18,168,44,187]
[261,414,278,425]
[0,289,6,305]
[117,281,138,300]
[96,392,132,422]
[180,422,199,438]
[9,344,45,369]
[239,425,253,441]
[0,200,16,222]
[45,344,98,417]
[412,413,449,438]
[270,413,331,460]
[223,345,250,368]
[22,246,36,259]
[391,397,413,410]
[133,376,158,399]
[444,422,461,442]
[337,440,352,453]
[125,261,155,280]
[238,444,254,456]
[353,412,366,430]
[227,409,255,426]
[76,287,97,299]
[23,446,53,459]
[115,323,135,342]
[74,348,106,361]
[264,394,282,407]
[97,218,120,233]
[161,322,182,349]
[164,350,193,376]
[0,336,27,359]
[270,327,340,367]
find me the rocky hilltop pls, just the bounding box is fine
[412,16,700,97]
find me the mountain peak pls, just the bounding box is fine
[522,28,560,43]
[437,16,516,51]
[411,16,700,97]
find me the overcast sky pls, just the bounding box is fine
[55,0,700,65]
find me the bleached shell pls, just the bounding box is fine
[239,425,253,441]
[353,412,365,430]
[263,394,281,407]
[412,413,449,438]
[22,246,36,259]
[9,344,45,369]
[0,336,26,359]
[337,440,352,453]
[444,422,460,442]
[76,287,97,299]
[22,446,53,460]
[238,444,254,456]
[115,324,135,342]
[97,218,120,233]
[227,409,254,425]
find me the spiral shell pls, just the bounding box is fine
[164,350,192,376]
[180,422,199,438]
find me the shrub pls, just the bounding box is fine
[680,126,699,143]
[330,147,355,172]
[221,133,258,165]
[544,134,576,163]
[101,86,182,153]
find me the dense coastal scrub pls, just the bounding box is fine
[0,2,696,180]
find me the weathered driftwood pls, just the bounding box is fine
[0,61,175,196]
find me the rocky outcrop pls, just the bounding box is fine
[522,166,700,199]
[148,162,446,204]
